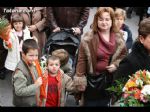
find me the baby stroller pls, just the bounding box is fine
[42,28,80,106]
[43,28,80,75]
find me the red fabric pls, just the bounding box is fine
[46,74,58,107]
[95,32,116,74]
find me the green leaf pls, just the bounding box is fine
[0,16,10,35]
[106,77,128,97]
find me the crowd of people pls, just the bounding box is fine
[0,7,150,107]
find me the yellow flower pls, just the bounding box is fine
[125,79,137,89]
[145,80,150,84]
[146,70,150,79]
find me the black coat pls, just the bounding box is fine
[113,41,150,80]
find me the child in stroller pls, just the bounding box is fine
[40,28,80,106]
[40,49,73,75]
[51,49,73,76]
[43,28,80,76]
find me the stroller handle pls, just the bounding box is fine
[60,28,74,34]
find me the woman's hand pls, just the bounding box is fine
[52,27,60,32]
[72,27,81,35]
[106,64,117,73]
[28,25,37,32]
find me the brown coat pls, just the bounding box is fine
[74,31,127,106]
[76,31,127,76]
[12,7,47,57]
[46,7,90,35]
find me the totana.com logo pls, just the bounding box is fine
[3,8,37,13]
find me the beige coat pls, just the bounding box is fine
[12,7,47,57]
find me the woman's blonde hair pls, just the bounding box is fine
[114,8,126,20]
[91,7,119,33]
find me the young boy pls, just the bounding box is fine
[12,39,46,107]
[114,8,133,52]
[51,49,73,76]
[44,55,75,107]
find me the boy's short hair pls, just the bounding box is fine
[47,55,60,65]
[51,49,69,66]
[138,17,150,38]
[11,14,26,29]
[114,8,126,20]
[22,39,39,55]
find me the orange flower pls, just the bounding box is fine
[0,25,12,48]
[133,88,141,99]
[141,70,147,81]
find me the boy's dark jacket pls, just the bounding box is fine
[114,41,150,80]
[122,24,133,50]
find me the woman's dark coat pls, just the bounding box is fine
[46,7,90,35]
[113,41,150,80]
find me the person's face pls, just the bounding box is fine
[115,16,125,29]
[97,12,112,31]
[23,49,38,65]
[47,59,60,75]
[13,22,23,32]
[140,34,150,53]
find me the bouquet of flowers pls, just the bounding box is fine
[119,70,150,107]
[106,70,150,107]
[0,16,12,48]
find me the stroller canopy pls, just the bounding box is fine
[44,30,80,57]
